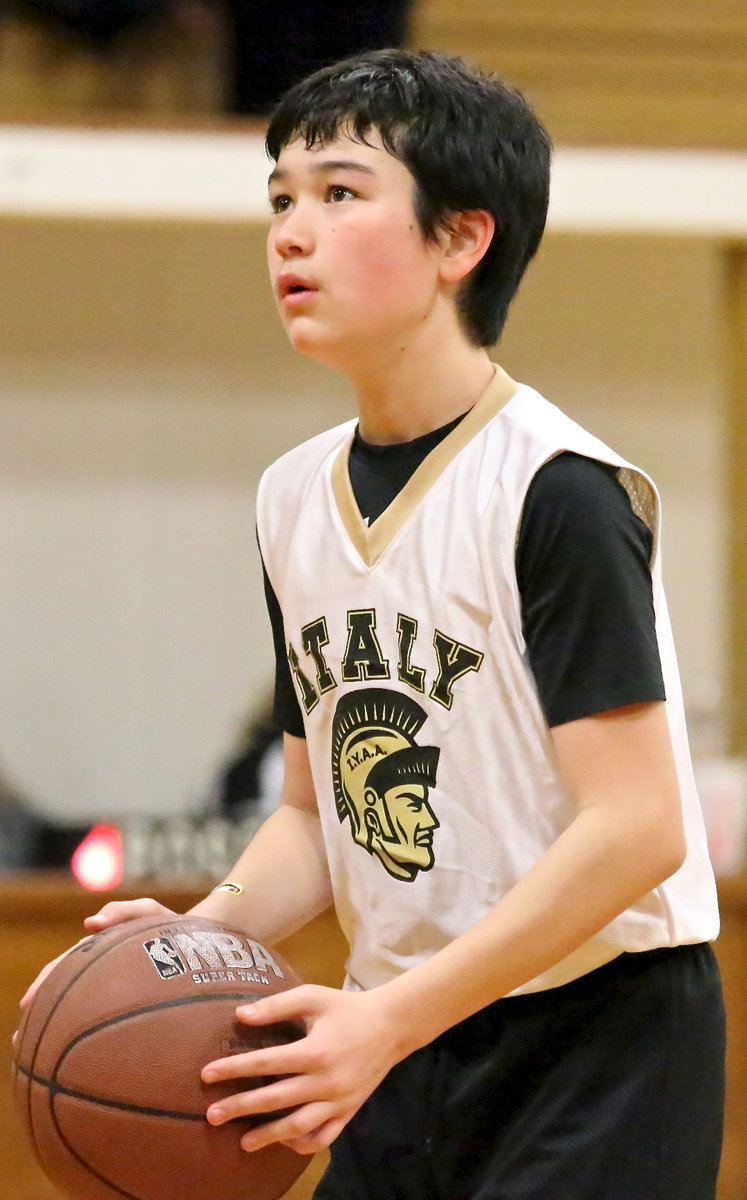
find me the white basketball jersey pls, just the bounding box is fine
[257,370,719,996]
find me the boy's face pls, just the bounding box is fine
[266,130,448,371]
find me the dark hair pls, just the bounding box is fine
[266,49,552,347]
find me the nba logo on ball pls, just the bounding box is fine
[143,937,187,979]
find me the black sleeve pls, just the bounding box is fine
[259,550,306,738]
[515,452,666,728]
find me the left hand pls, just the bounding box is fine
[202,984,403,1155]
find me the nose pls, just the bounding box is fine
[422,802,439,831]
[271,203,314,260]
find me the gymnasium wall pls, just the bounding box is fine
[0,221,727,821]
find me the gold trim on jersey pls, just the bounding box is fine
[331,365,520,568]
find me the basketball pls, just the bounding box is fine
[12,914,310,1200]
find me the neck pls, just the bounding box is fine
[344,336,498,446]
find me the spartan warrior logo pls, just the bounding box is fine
[331,688,440,882]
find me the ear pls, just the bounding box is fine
[364,806,381,847]
[438,210,495,284]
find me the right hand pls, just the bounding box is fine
[17,897,177,1012]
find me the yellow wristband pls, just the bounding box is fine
[210,880,244,896]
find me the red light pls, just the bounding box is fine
[71,823,124,891]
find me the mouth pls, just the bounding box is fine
[278,273,318,302]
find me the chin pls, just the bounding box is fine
[285,318,324,352]
[286,324,353,373]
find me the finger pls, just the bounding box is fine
[19,949,74,1007]
[239,1101,334,1154]
[234,984,319,1028]
[206,1076,311,1126]
[84,899,173,930]
[282,1115,347,1155]
[20,958,60,1007]
[202,1039,309,1083]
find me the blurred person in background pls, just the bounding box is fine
[5,0,171,46]
[222,0,412,114]
[3,0,413,114]
[216,693,283,822]
[0,764,43,869]
[0,762,89,871]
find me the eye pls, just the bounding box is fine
[327,185,356,203]
[269,193,292,214]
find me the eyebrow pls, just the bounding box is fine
[268,160,378,185]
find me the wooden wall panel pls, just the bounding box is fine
[0,10,225,120]
[411,0,747,149]
[726,249,747,757]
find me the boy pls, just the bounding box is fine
[23,49,725,1198]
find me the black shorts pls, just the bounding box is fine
[314,943,725,1200]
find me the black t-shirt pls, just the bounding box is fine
[262,417,665,736]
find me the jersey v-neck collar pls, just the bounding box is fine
[330,365,520,567]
